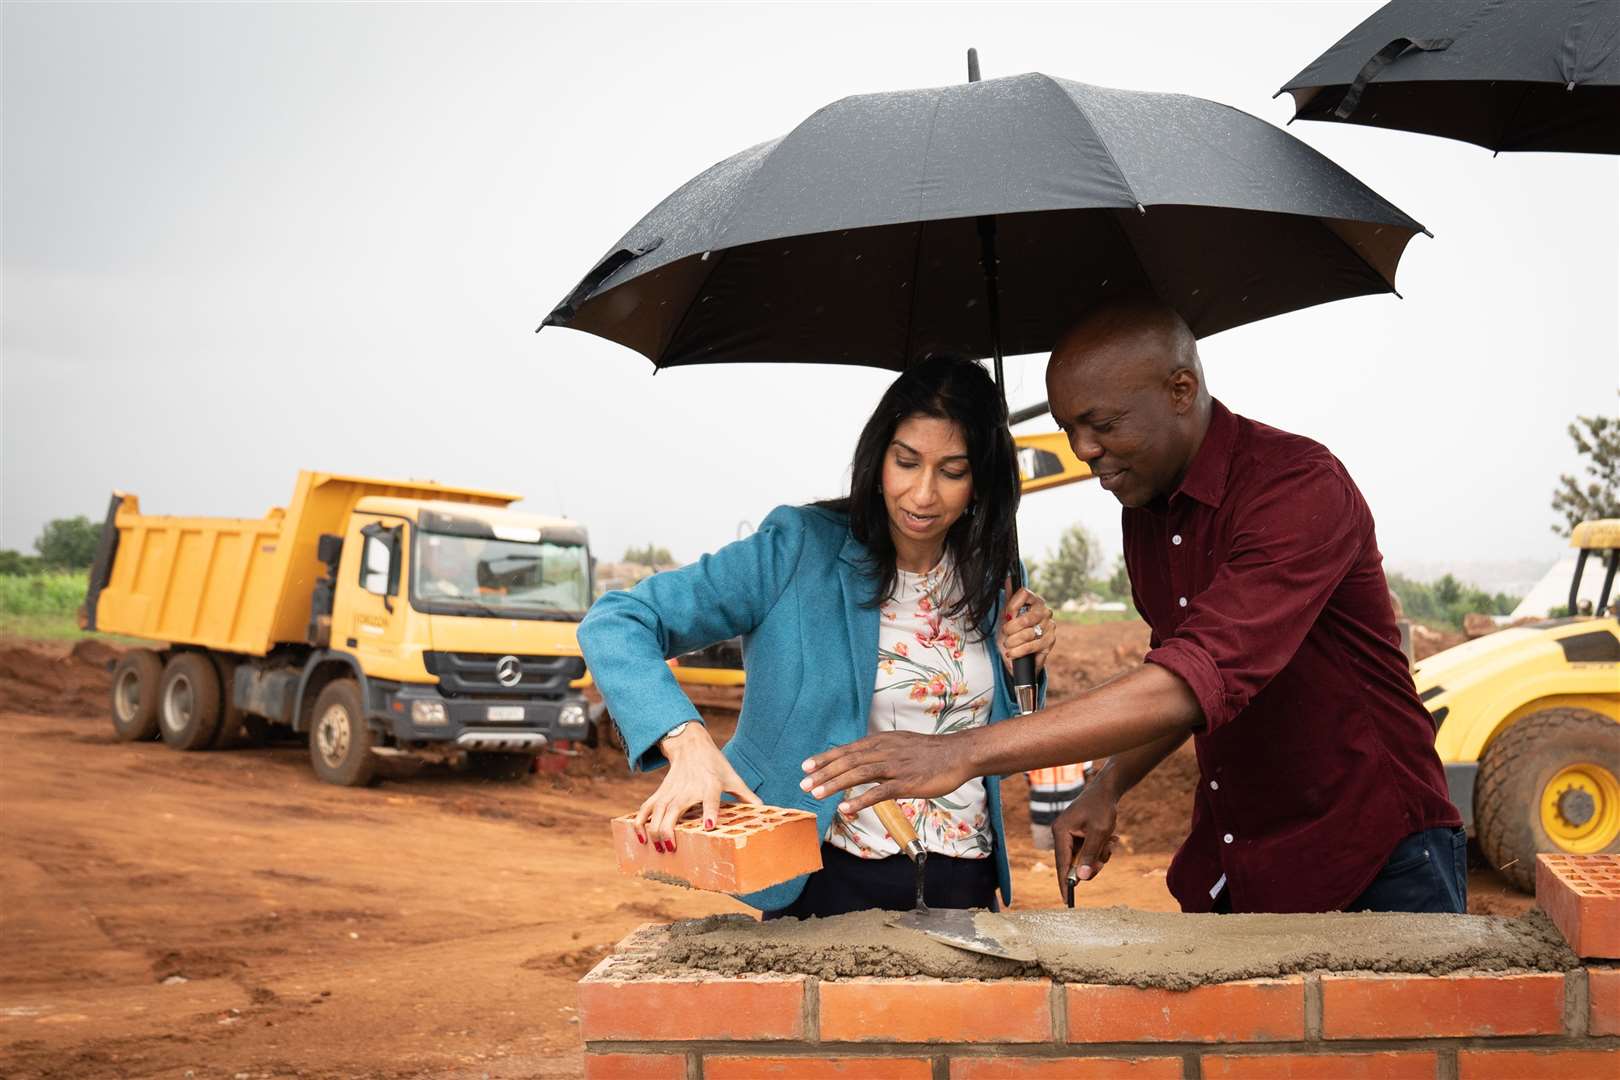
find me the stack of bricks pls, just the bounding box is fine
[581,852,1620,1079]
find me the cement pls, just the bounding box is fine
[651,907,1578,989]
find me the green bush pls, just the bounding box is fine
[1388,572,1519,631]
[0,570,88,617]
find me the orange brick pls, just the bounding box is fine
[1591,966,1620,1036]
[612,803,822,894]
[707,1057,932,1079]
[1203,1051,1437,1079]
[952,1057,1182,1079]
[1065,979,1304,1043]
[819,978,1053,1043]
[578,962,806,1041]
[1320,972,1564,1038]
[1458,1048,1620,1079]
[1538,854,1620,959]
[584,1052,686,1080]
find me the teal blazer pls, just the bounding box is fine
[578,503,1039,912]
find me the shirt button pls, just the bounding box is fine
[1223,833,1234,844]
[1210,780,1219,791]
[1172,534,1183,545]
[1179,597,1188,608]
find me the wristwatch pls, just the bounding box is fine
[659,720,700,749]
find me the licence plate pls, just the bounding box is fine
[486,706,525,722]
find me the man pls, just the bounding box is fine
[802,299,1465,915]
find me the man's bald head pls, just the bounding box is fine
[1049,299,1203,389]
[1044,299,1212,508]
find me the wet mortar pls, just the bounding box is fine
[646,906,1578,989]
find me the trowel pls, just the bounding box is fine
[871,799,1036,963]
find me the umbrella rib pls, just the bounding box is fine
[1033,74,1143,209]
[655,247,733,369]
[900,94,948,366]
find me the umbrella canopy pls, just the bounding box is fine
[541,72,1427,371]
[1280,0,1620,154]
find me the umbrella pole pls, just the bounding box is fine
[969,47,1037,716]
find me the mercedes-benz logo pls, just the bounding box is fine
[495,655,522,688]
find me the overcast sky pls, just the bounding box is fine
[4,1,1616,592]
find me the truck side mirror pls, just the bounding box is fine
[359,523,403,608]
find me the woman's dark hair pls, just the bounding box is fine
[816,354,1020,636]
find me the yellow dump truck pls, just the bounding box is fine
[83,471,595,786]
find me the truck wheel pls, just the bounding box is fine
[1476,707,1620,893]
[110,649,163,741]
[158,653,223,751]
[466,752,536,781]
[308,680,376,787]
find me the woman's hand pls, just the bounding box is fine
[633,723,763,850]
[999,581,1056,675]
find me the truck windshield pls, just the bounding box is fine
[413,532,590,619]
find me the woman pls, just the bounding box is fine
[579,356,1056,916]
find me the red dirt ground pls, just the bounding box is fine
[0,623,1526,1078]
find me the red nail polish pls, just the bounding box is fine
[705,818,715,830]
[668,839,677,852]
[637,831,647,845]
[654,840,665,853]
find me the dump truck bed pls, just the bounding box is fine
[89,471,516,656]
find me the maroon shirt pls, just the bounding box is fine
[1126,400,1460,914]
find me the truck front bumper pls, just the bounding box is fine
[371,682,591,749]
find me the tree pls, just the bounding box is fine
[623,543,674,568]
[0,550,44,576]
[34,516,101,569]
[1551,409,1619,536]
[1032,524,1099,608]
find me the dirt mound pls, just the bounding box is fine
[0,638,120,719]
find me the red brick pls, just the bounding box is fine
[577,963,806,1041]
[952,1058,1182,1079]
[1458,1048,1620,1079]
[584,1051,686,1079]
[1203,1051,1437,1079]
[1065,979,1304,1043]
[707,1057,932,1079]
[612,803,822,894]
[1320,972,1564,1039]
[1538,854,1620,959]
[819,978,1053,1043]
[1591,966,1620,1036]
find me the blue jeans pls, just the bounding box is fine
[1345,826,1469,913]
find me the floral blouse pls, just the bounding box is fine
[828,553,995,860]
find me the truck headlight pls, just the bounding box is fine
[559,703,587,730]
[411,700,448,726]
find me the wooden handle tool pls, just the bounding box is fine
[871,799,926,863]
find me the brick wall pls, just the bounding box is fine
[580,923,1618,1079]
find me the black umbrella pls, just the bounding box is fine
[542,56,1427,709]
[1279,0,1620,154]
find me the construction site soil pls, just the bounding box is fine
[0,619,1514,1079]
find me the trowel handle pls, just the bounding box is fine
[872,799,926,862]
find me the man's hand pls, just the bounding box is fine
[800,730,975,815]
[1052,780,1121,903]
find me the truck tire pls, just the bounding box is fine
[466,752,535,781]
[110,649,164,741]
[1476,707,1620,893]
[308,679,376,787]
[158,652,223,751]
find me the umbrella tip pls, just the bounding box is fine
[967,48,981,83]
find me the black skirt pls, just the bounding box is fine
[764,841,999,920]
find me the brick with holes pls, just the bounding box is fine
[611,802,823,895]
[1537,854,1620,959]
